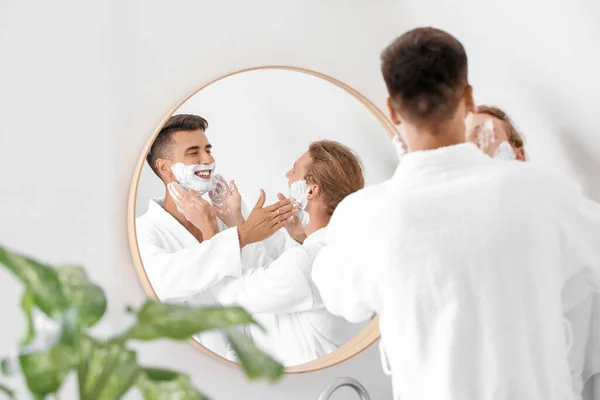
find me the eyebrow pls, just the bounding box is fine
[185,146,200,153]
[205,144,212,150]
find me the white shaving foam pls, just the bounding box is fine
[171,162,216,194]
[493,141,517,161]
[209,173,232,216]
[289,180,310,228]
[209,174,229,206]
[474,118,496,150]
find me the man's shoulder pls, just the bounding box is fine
[498,160,578,194]
[337,179,392,211]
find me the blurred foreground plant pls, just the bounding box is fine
[0,246,284,399]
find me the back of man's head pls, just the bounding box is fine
[305,140,365,216]
[381,27,469,127]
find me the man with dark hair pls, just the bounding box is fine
[313,27,600,399]
[136,114,297,357]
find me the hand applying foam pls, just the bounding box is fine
[168,182,219,239]
[209,175,244,228]
[277,192,306,244]
[237,190,297,248]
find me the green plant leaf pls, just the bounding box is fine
[56,266,107,328]
[0,360,11,377]
[0,246,68,317]
[77,336,140,400]
[226,329,284,382]
[18,309,79,397]
[136,368,209,400]
[121,301,258,342]
[21,291,36,345]
[19,340,77,397]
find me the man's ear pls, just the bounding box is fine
[307,183,320,200]
[387,97,402,126]
[156,158,174,182]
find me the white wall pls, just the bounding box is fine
[1,0,598,399]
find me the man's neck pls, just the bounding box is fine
[405,117,467,152]
[162,190,205,242]
[304,203,330,237]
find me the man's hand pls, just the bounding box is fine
[277,193,306,244]
[168,182,219,239]
[209,175,244,228]
[237,190,298,248]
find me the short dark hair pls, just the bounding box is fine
[381,27,468,125]
[146,114,208,176]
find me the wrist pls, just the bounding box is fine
[236,213,245,227]
[237,225,249,248]
[201,218,219,239]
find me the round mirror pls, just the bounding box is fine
[128,67,399,372]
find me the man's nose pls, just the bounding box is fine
[201,154,215,165]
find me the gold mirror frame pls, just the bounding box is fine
[127,65,398,373]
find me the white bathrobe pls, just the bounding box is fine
[135,197,294,357]
[312,143,600,400]
[214,228,363,366]
[135,198,245,356]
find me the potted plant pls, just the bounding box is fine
[0,245,284,399]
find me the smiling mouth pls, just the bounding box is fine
[195,170,212,180]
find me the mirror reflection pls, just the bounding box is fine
[134,69,397,366]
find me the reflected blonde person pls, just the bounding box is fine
[466,105,526,161]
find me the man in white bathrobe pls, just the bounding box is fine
[312,27,600,400]
[135,114,297,356]
[466,105,600,398]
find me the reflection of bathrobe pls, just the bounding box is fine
[135,198,295,357]
[564,274,600,397]
[312,143,600,400]
[215,228,362,366]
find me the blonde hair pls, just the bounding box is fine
[305,140,365,216]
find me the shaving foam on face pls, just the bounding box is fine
[171,162,216,194]
[474,118,496,150]
[493,141,517,161]
[289,180,310,228]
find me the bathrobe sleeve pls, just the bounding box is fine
[312,195,379,323]
[136,225,243,301]
[215,247,315,314]
[557,176,600,388]
[261,230,302,259]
